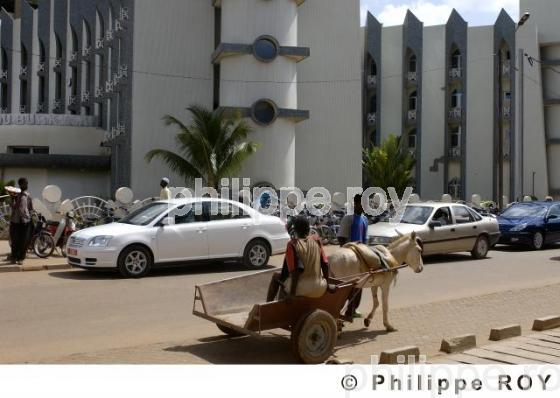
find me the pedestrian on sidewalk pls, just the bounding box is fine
[9,178,33,265]
[160,177,171,200]
[338,194,369,319]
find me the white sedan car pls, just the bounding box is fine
[66,198,290,278]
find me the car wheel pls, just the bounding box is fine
[117,245,153,278]
[243,239,270,268]
[532,231,545,251]
[471,235,489,259]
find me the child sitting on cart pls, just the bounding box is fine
[266,216,329,301]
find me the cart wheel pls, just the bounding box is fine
[291,310,337,364]
[217,323,246,338]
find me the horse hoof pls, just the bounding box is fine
[364,319,371,328]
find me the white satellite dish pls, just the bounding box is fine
[409,194,421,203]
[441,194,453,203]
[59,199,74,214]
[33,198,53,220]
[332,192,345,207]
[115,187,134,204]
[471,194,482,207]
[42,185,62,204]
[523,195,532,202]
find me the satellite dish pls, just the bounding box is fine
[332,192,345,207]
[59,199,74,214]
[409,194,421,203]
[115,187,134,204]
[33,198,53,220]
[471,194,482,207]
[441,194,453,203]
[523,195,532,202]
[42,185,62,204]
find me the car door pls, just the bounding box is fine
[451,205,479,251]
[205,201,252,259]
[423,207,458,254]
[156,203,209,263]
[545,205,560,242]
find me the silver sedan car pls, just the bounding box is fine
[368,203,500,258]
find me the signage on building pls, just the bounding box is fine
[0,114,98,127]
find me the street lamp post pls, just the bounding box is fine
[516,12,530,200]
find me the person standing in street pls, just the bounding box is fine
[9,178,33,265]
[160,178,172,200]
[338,194,369,319]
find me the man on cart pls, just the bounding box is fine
[267,216,329,301]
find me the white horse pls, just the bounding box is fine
[329,232,424,332]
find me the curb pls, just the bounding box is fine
[0,263,71,273]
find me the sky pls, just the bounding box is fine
[360,0,520,26]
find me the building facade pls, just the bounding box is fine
[0,0,362,200]
[0,0,558,203]
[363,0,559,202]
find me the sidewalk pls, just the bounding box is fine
[0,240,70,273]
[43,282,560,364]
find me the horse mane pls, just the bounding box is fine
[388,234,410,250]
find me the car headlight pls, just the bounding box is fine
[510,223,528,232]
[89,236,113,247]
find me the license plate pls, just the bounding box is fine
[67,248,78,256]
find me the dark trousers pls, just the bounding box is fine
[266,272,287,302]
[10,223,31,262]
[345,289,363,318]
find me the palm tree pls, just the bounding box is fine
[146,105,259,189]
[363,134,416,196]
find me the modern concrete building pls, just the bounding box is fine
[363,0,560,202]
[0,0,558,203]
[0,0,362,200]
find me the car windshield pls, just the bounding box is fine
[378,205,433,225]
[501,204,547,218]
[119,203,171,226]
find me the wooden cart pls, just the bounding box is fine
[193,268,374,364]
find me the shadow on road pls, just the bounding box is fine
[494,243,560,253]
[48,262,275,280]
[163,325,390,364]
[164,334,295,364]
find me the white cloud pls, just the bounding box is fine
[364,0,519,26]
[377,1,452,26]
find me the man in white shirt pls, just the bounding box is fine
[160,178,172,200]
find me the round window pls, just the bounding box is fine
[253,36,278,62]
[251,99,278,126]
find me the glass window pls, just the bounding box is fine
[253,37,278,62]
[432,207,452,226]
[392,206,433,225]
[451,90,462,108]
[451,127,461,148]
[119,203,169,226]
[210,202,250,221]
[408,129,417,149]
[252,99,277,126]
[370,61,377,76]
[409,92,417,110]
[548,205,560,218]
[451,50,461,69]
[408,55,417,73]
[453,206,474,224]
[467,208,483,221]
[501,204,547,218]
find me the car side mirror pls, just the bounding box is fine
[548,215,558,221]
[429,221,442,229]
[159,217,174,227]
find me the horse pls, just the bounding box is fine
[328,232,424,332]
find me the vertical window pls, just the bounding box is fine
[451,50,461,69]
[370,61,377,76]
[451,126,461,148]
[451,90,462,108]
[370,96,376,113]
[409,91,417,111]
[408,54,417,73]
[408,129,417,149]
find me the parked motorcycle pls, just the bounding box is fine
[33,211,77,258]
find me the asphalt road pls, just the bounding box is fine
[1,244,560,363]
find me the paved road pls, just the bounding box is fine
[1,244,560,363]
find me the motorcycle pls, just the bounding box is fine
[33,211,77,258]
